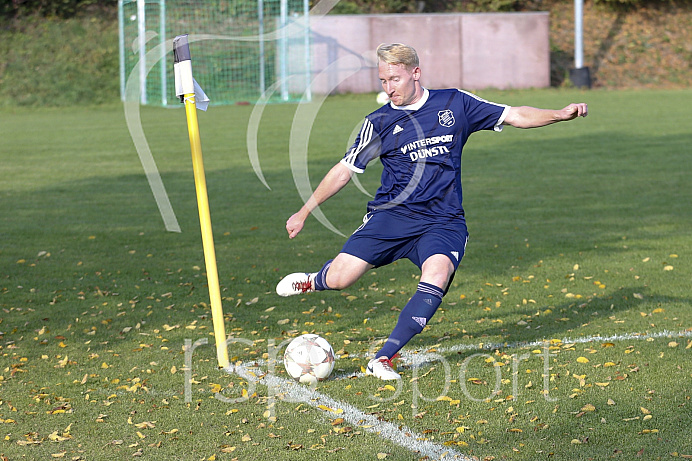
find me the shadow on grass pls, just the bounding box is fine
[441,285,690,349]
[1,129,691,353]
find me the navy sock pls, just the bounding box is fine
[313,259,333,291]
[376,282,444,359]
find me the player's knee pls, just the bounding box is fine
[324,271,353,290]
[421,256,455,290]
[324,255,369,290]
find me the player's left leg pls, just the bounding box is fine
[373,255,454,358]
[368,221,467,380]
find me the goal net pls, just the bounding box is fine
[118,0,312,106]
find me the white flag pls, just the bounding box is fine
[174,59,210,111]
[192,78,209,111]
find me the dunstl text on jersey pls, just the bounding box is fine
[401,134,454,162]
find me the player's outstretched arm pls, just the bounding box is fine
[286,162,354,239]
[503,103,588,129]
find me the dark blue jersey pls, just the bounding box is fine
[341,88,508,221]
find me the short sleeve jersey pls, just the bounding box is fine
[341,88,509,221]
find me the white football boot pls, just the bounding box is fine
[276,272,317,297]
[366,356,401,380]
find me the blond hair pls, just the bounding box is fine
[376,43,419,70]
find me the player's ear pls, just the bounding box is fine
[411,66,421,81]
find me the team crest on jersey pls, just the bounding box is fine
[438,109,455,127]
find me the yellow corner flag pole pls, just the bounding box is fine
[173,35,229,370]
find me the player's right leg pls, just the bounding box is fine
[276,253,372,297]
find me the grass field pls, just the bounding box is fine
[1,88,691,460]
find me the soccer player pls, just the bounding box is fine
[276,43,588,380]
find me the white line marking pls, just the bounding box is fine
[399,328,692,367]
[222,329,690,458]
[227,362,472,460]
[327,329,692,379]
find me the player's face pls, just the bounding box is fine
[378,61,421,107]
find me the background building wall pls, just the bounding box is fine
[306,12,550,94]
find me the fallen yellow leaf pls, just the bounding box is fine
[210,383,222,393]
[317,404,343,413]
[47,431,71,442]
[134,421,156,429]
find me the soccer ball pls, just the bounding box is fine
[283,334,335,384]
[376,91,390,105]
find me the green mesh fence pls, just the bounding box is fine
[118,0,311,106]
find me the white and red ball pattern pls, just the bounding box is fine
[283,334,335,384]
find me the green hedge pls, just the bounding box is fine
[1,0,117,19]
[0,14,119,106]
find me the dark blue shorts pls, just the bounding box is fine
[340,210,468,270]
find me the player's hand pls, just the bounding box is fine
[561,103,588,120]
[286,213,305,239]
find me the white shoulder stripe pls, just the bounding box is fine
[456,88,507,108]
[342,118,373,169]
